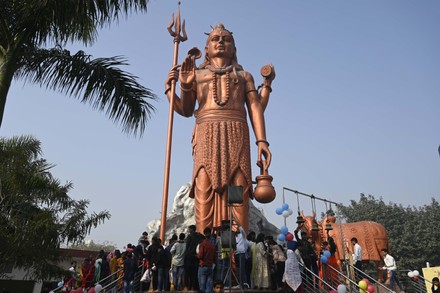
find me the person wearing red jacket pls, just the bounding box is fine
[197,227,217,293]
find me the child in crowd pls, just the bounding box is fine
[214,280,224,293]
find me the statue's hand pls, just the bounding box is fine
[179,55,196,86]
[257,142,272,171]
[165,65,180,91]
[261,64,276,86]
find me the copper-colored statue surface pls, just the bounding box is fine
[165,24,274,232]
[300,212,389,262]
[299,212,389,281]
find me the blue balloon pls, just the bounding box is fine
[324,250,331,258]
[278,233,286,242]
[321,255,328,264]
[276,207,283,215]
[280,225,289,235]
[281,203,290,211]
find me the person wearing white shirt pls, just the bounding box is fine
[381,249,404,293]
[351,237,363,282]
[234,226,249,289]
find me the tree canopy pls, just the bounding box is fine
[0,135,110,280]
[0,0,156,135]
[336,194,440,270]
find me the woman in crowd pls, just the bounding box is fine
[283,248,304,293]
[252,233,269,290]
[271,239,287,289]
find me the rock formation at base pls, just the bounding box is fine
[146,183,279,241]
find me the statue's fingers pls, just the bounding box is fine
[183,55,193,71]
[265,152,272,169]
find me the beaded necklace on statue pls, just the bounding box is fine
[206,65,234,107]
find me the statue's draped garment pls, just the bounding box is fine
[189,69,255,229]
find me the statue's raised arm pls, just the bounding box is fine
[258,64,276,112]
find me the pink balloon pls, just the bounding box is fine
[330,290,338,293]
[362,278,370,285]
[72,288,84,293]
[88,288,96,293]
[286,232,294,241]
[367,285,375,293]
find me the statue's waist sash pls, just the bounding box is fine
[195,109,247,124]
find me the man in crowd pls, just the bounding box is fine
[351,237,363,282]
[197,227,217,293]
[381,249,404,293]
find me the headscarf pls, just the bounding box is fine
[287,240,298,251]
[283,249,302,291]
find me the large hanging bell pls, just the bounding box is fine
[312,222,320,232]
[325,222,333,231]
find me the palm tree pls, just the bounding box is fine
[0,0,156,135]
[0,135,111,280]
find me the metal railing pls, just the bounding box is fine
[400,269,430,293]
[322,262,359,292]
[101,264,145,293]
[299,262,337,292]
[345,262,393,293]
[50,263,145,293]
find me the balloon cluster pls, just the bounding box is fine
[275,203,294,218]
[408,270,420,280]
[358,278,375,293]
[275,203,295,242]
[321,249,331,264]
[277,225,294,242]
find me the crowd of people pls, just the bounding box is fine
[137,223,306,293]
[59,223,416,293]
[131,224,307,293]
[58,224,307,293]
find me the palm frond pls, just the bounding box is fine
[13,0,148,46]
[0,135,42,163]
[17,46,156,136]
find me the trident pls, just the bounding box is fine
[160,2,187,242]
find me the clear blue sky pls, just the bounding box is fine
[2,1,439,249]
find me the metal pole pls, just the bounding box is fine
[283,187,339,205]
[282,187,286,226]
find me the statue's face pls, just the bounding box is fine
[206,29,235,59]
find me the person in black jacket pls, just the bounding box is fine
[294,229,318,287]
[146,236,165,291]
[184,225,203,291]
[123,252,136,293]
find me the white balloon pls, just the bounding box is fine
[413,270,419,276]
[408,271,414,278]
[287,208,294,215]
[337,284,347,293]
[94,283,103,292]
[282,210,290,218]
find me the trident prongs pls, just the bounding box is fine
[167,3,187,43]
